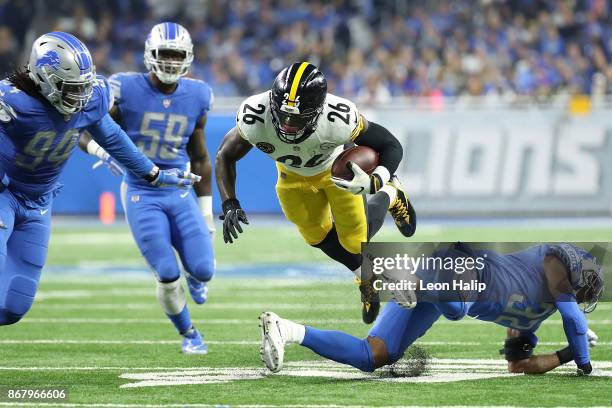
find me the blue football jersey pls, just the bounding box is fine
[108,73,213,188]
[469,244,558,331]
[0,75,112,204]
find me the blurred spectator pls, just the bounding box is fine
[0,26,18,76]
[3,0,612,101]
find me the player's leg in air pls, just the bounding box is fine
[259,301,441,373]
[168,189,215,305]
[0,191,51,325]
[215,62,416,324]
[124,189,208,354]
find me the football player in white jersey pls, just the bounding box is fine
[215,62,415,323]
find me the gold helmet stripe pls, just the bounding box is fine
[287,62,311,107]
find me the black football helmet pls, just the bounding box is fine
[270,62,327,143]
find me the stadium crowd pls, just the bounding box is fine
[1,0,612,102]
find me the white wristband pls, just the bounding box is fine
[372,166,391,184]
[198,196,213,216]
[86,139,107,160]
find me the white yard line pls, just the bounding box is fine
[4,404,595,408]
[38,303,358,311]
[16,317,612,326]
[0,339,610,347]
[39,302,612,313]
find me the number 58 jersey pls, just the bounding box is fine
[236,91,364,176]
[109,72,213,188]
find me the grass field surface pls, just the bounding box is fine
[1,219,611,407]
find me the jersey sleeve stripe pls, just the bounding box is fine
[350,112,364,141]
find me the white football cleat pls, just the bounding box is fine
[259,311,286,373]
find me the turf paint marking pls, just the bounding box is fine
[117,359,612,388]
[1,339,612,347]
[15,317,612,326]
[4,404,610,408]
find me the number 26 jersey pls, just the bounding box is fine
[236,91,364,177]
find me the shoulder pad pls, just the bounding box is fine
[95,75,113,112]
[107,72,140,105]
[236,92,269,142]
[322,93,363,142]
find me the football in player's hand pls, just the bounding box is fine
[331,146,379,181]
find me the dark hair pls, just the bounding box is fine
[7,66,43,100]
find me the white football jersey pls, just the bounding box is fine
[236,91,364,176]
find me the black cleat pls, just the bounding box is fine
[388,176,417,237]
[356,277,380,324]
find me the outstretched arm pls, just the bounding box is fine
[85,113,199,187]
[544,254,592,373]
[187,114,214,234]
[215,127,252,243]
[215,127,253,201]
[78,106,124,176]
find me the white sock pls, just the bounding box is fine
[352,266,362,279]
[279,318,306,344]
[379,184,397,206]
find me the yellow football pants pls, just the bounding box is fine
[275,163,367,254]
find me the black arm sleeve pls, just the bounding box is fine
[353,121,403,174]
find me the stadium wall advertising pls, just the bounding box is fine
[54,106,612,216]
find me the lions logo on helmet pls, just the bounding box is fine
[28,32,96,115]
[144,22,194,84]
[270,62,327,143]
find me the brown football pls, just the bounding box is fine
[331,146,379,181]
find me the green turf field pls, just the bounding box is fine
[1,221,611,407]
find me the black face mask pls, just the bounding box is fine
[59,79,94,112]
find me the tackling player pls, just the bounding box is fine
[216,62,416,323]
[260,243,603,376]
[79,23,215,354]
[0,32,199,326]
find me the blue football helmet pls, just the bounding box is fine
[144,22,194,84]
[28,31,96,115]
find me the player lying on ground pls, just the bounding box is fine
[0,32,199,325]
[216,62,416,324]
[78,23,215,354]
[260,243,603,375]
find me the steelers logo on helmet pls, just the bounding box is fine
[270,62,327,144]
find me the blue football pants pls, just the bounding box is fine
[123,186,214,284]
[0,189,51,325]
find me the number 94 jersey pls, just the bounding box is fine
[109,73,213,188]
[236,91,364,176]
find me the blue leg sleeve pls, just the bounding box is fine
[167,304,192,334]
[302,327,375,372]
[170,192,215,283]
[370,301,441,363]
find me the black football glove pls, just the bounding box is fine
[221,198,249,244]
